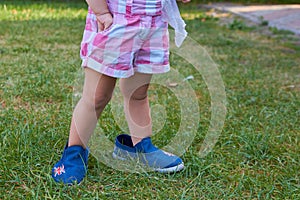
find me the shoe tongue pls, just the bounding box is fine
[135,137,158,153]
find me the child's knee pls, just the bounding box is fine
[131,86,148,101]
[81,92,112,112]
[95,92,112,110]
[120,83,149,101]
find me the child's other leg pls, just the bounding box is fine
[114,73,184,173]
[119,73,152,145]
[69,68,117,148]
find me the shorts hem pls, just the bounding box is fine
[82,58,170,78]
[134,63,170,75]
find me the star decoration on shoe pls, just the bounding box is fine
[53,165,65,177]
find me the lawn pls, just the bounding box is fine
[0,1,299,199]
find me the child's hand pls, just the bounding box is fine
[96,12,113,32]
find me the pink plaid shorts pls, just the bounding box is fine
[80,0,170,78]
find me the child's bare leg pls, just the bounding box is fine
[119,73,152,145]
[69,68,116,148]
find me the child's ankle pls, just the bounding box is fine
[131,136,143,146]
[68,140,86,149]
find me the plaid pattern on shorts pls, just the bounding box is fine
[80,0,170,78]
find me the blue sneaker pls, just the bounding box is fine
[51,144,89,184]
[112,134,184,173]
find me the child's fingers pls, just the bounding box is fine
[97,22,104,32]
[96,13,113,32]
[104,21,113,30]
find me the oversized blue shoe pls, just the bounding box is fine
[113,134,184,173]
[51,144,89,185]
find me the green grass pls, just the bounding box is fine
[1,1,299,199]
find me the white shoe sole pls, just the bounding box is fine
[112,152,184,173]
